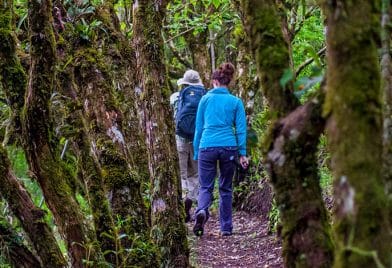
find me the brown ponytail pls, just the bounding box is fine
[212,62,235,86]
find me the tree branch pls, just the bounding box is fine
[0,218,42,267]
[166,40,192,68]
[0,145,66,266]
[295,46,326,77]
[164,25,199,44]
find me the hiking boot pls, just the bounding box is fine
[221,231,232,237]
[193,210,206,237]
[184,198,193,223]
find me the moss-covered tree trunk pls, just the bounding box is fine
[233,23,257,115]
[64,100,116,265]
[239,1,334,267]
[23,0,91,266]
[95,2,151,184]
[0,0,26,145]
[57,2,158,265]
[0,217,41,268]
[71,47,158,266]
[132,0,189,266]
[187,30,211,85]
[381,0,392,227]
[0,145,66,267]
[74,128,117,264]
[239,0,298,117]
[184,3,212,85]
[322,0,391,266]
[267,92,334,267]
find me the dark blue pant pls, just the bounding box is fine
[196,147,237,232]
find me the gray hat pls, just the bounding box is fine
[177,70,203,86]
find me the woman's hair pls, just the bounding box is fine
[212,62,235,86]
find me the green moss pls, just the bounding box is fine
[324,0,390,266]
[67,25,161,264]
[0,3,27,145]
[233,23,245,40]
[99,143,140,187]
[243,0,298,118]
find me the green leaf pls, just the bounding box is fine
[211,0,221,9]
[117,233,128,240]
[103,250,117,256]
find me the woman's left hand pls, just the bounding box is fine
[239,155,249,169]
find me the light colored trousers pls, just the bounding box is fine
[176,135,199,202]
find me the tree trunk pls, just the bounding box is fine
[277,0,295,72]
[268,92,334,267]
[185,22,212,85]
[132,0,190,266]
[0,145,66,267]
[323,0,391,266]
[23,0,90,266]
[381,0,392,227]
[95,2,151,188]
[56,2,158,264]
[239,1,334,267]
[0,218,42,268]
[188,30,211,85]
[0,0,26,145]
[239,0,298,118]
[71,47,158,266]
[233,23,257,115]
[71,114,117,265]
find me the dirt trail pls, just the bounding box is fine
[188,211,283,268]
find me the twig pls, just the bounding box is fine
[164,26,199,44]
[295,46,326,76]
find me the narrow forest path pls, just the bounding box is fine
[187,211,283,268]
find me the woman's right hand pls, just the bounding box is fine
[239,155,249,169]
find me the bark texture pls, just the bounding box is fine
[267,93,334,267]
[381,0,392,227]
[239,1,334,267]
[56,3,158,265]
[95,2,150,186]
[71,46,157,266]
[23,0,90,266]
[233,23,257,115]
[132,0,190,266]
[68,103,116,265]
[239,0,298,117]
[323,1,391,267]
[187,29,211,85]
[0,145,66,267]
[184,3,212,85]
[0,218,41,268]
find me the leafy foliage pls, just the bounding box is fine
[164,0,240,70]
[292,9,325,74]
[165,0,238,36]
[292,7,325,101]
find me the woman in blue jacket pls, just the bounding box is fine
[193,62,249,237]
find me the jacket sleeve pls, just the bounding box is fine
[235,99,247,156]
[193,97,206,160]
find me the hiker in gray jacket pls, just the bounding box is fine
[170,70,206,222]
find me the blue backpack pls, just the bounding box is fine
[175,85,207,140]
